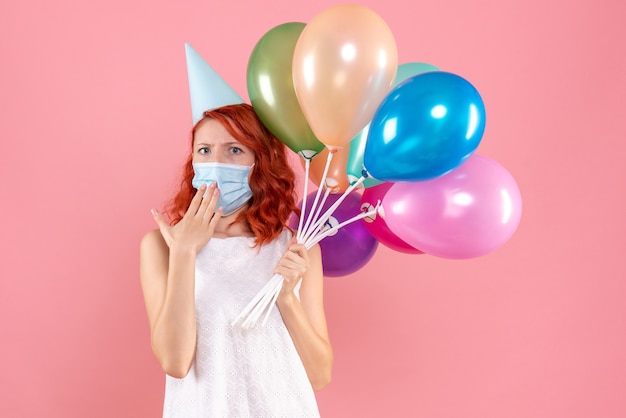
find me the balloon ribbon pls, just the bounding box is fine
[232,151,379,328]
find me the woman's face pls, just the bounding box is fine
[192,118,255,166]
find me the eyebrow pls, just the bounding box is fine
[195,141,244,146]
[195,141,250,152]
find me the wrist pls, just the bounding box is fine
[276,288,297,308]
[169,242,198,257]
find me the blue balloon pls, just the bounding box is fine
[364,71,486,181]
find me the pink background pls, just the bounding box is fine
[1,0,625,417]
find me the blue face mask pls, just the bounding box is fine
[192,162,254,216]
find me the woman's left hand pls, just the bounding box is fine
[274,242,310,294]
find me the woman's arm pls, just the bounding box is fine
[275,243,334,391]
[139,184,221,378]
[140,231,198,378]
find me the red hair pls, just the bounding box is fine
[164,103,299,247]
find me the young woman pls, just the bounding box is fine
[140,104,333,417]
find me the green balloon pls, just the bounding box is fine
[394,62,440,87]
[247,22,324,159]
[346,62,441,187]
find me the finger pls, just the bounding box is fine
[151,208,168,229]
[186,184,208,217]
[289,243,308,258]
[200,185,220,222]
[274,265,296,280]
[281,251,302,264]
[207,207,223,232]
[151,209,173,244]
[277,258,303,272]
[195,183,216,215]
[275,265,305,282]
[276,255,308,276]
[286,245,309,264]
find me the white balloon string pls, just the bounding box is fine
[302,187,331,242]
[241,275,283,328]
[301,175,366,244]
[261,282,283,326]
[243,284,276,327]
[234,160,368,329]
[255,278,283,327]
[305,201,380,249]
[232,273,281,327]
[300,150,334,241]
[243,205,378,328]
[296,158,311,243]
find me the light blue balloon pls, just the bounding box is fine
[364,71,486,182]
[347,124,383,188]
[394,62,440,85]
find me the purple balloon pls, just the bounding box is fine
[293,191,378,277]
[383,155,522,259]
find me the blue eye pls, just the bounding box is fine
[230,147,243,154]
[199,147,210,155]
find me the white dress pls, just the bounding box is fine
[162,229,320,418]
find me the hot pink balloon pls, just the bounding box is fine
[361,183,423,254]
[383,155,522,259]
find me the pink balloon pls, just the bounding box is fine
[383,155,522,259]
[361,183,423,254]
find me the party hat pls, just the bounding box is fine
[185,43,245,124]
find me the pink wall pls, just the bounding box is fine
[1,0,625,417]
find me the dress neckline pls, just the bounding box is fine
[211,235,256,241]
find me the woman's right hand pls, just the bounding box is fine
[151,183,222,253]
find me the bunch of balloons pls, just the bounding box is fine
[245,4,522,275]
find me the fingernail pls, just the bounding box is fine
[150,209,158,217]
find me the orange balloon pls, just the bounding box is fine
[304,147,351,194]
[293,4,398,148]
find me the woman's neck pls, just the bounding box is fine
[212,208,254,238]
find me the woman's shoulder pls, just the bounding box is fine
[140,229,167,255]
[141,228,163,243]
[277,228,295,245]
[280,227,295,239]
[258,228,294,251]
